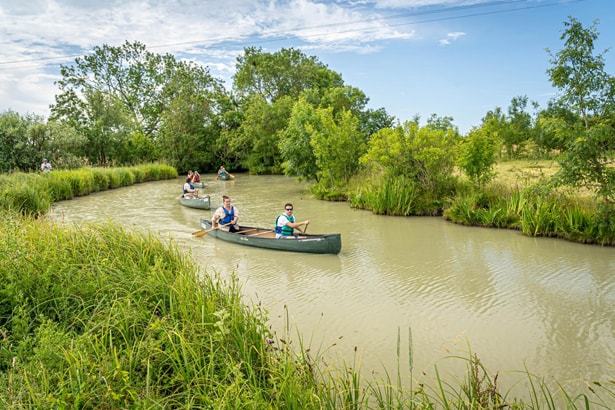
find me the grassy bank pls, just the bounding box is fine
[1,212,613,408]
[0,163,177,215]
[349,160,615,246]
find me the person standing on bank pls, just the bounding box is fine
[212,195,239,232]
[275,203,309,239]
[41,158,52,172]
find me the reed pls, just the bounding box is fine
[350,176,419,216]
[0,163,177,215]
[444,180,615,245]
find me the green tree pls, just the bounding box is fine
[547,17,613,128]
[157,63,226,172]
[361,119,459,195]
[546,17,615,205]
[228,95,293,174]
[502,95,536,159]
[458,127,500,189]
[51,41,223,166]
[311,108,365,196]
[233,47,344,103]
[0,111,50,172]
[279,97,320,180]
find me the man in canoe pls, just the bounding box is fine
[275,203,309,239]
[212,195,240,232]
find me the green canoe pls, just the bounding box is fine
[193,182,205,188]
[179,196,211,210]
[199,219,341,254]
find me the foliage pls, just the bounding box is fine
[227,95,293,174]
[50,41,224,168]
[311,108,366,196]
[233,47,344,103]
[0,215,310,408]
[546,17,613,128]
[458,126,500,189]
[360,119,460,205]
[279,96,320,180]
[0,110,52,173]
[546,17,615,207]
[0,164,177,215]
[156,61,226,172]
[350,175,418,215]
[444,180,615,245]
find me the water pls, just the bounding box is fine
[51,174,615,401]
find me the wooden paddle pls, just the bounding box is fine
[192,222,230,237]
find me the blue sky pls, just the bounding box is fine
[0,0,613,134]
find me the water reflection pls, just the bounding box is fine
[51,175,615,401]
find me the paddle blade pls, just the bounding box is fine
[192,230,208,237]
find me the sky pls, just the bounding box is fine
[1,0,613,134]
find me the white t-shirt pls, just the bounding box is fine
[276,214,292,238]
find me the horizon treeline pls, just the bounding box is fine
[1,16,614,208]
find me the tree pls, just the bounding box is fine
[279,97,320,181]
[503,96,535,159]
[51,41,223,166]
[546,17,612,129]
[361,119,459,195]
[227,95,293,174]
[311,108,365,194]
[157,62,226,172]
[458,127,500,189]
[233,47,344,103]
[546,17,615,206]
[0,111,51,172]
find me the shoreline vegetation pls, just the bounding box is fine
[0,163,178,216]
[0,164,614,408]
[1,212,614,408]
[348,160,615,247]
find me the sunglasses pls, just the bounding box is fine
[285,208,293,211]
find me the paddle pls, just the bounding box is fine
[192,222,230,237]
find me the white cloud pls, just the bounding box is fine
[439,30,465,45]
[1,0,427,118]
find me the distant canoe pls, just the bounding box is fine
[200,219,341,254]
[179,196,211,210]
[217,172,234,181]
[193,182,205,188]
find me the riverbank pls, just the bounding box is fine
[0,163,177,215]
[349,160,615,246]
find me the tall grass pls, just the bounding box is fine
[350,176,420,216]
[443,182,615,246]
[0,163,177,216]
[0,212,320,408]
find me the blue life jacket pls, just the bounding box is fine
[275,213,294,236]
[183,182,194,196]
[220,206,235,225]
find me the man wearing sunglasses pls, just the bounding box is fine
[274,203,310,239]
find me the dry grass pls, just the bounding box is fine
[493,160,560,187]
